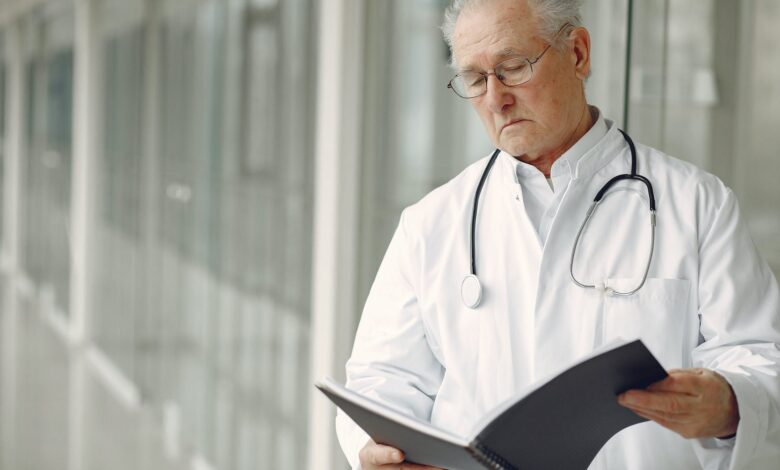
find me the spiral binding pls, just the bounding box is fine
[470,442,519,470]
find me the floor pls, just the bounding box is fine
[0,280,188,470]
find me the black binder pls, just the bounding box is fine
[316,339,667,470]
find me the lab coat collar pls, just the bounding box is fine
[497,107,618,188]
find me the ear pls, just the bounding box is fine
[569,26,591,80]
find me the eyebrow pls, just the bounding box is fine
[457,47,532,72]
[495,47,528,59]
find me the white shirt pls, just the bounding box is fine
[511,107,608,244]
[337,116,780,469]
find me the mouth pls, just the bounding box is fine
[502,118,528,131]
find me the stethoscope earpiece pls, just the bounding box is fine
[461,274,483,309]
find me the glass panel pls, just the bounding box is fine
[22,59,41,285]
[222,0,315,467]
[157,2,224,460]
[358,0,492,305]
[626,0,668,147]
[42,46,73,313]
[734,0,780,276]
[21,10,74,315]
[11,0,316,468]
[626,0,780,277]
[92,0,146,386]
[153,0,315,468]
[629,0,719,170]
[0,41,6,247]
[581,0,630,125]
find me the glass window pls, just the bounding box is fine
[217,0,316,467]
[582,0,630,125]
[358,0,492,307]
[21,8,74,315]
[91,0,146,390]
[627,0,780,277]
[156,1,227,461]
[732,0,780,276]
[0,36,6,247]
[150,0,317,468]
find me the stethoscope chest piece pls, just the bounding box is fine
[461,274,483,309]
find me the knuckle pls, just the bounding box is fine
[359,445,378,466]
[359,453,371,466]
[664,400,677,413]
[667,399,684,414]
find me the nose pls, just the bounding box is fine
[484,74,515,114]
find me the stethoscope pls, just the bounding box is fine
[461,129,656,309]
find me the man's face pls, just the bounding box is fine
[451,0,589,161]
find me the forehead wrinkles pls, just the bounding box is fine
[452,4,540,70]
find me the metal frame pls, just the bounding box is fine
[69,0,100,344]
[0,20,26,470]
[307,0,365,468]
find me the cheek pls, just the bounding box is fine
[531,78,568,127]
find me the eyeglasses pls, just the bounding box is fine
[447,23,572,99]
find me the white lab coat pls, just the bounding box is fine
[337,120,780,469]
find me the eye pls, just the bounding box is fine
[468,77,484,87]
[502,61,528,73]
[460,73,483,87]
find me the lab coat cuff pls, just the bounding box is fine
[336,408,371,470]
[714,369,767,465]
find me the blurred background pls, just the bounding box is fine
[0,0,777,469]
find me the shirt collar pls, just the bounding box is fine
[499,106,610,185]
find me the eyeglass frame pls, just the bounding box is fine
[447,22,574,99]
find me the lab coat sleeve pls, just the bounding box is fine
[689,177,780,470]
[336,210,444,469]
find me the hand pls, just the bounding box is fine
[618,368,739,439]
[359,439,445,470]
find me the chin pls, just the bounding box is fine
[498,131,537,156]
[500,141,532,157]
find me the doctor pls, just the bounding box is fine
[337,0,780,468]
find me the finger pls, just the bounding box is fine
[646,372,703,395]
[623,404,693,424]
[364,444,404,465]
[630,406,666,424]
[630,407,688,435]
[619,389,698,414]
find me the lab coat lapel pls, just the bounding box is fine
[474,154,543,403]
[532,126,627,378]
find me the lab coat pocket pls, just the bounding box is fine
[602,278,691,369]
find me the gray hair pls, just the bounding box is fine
[442,0,584,51]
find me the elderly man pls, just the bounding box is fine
[336,0,780,468]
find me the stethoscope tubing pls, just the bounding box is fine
[470,149,502,277]
[463,129,656,308]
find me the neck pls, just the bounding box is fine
[519,105,595,178]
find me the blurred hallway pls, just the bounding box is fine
[0,279,186,470]
[0,1,777,469]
